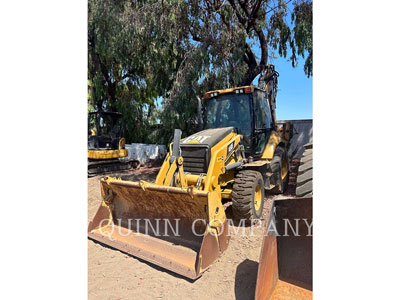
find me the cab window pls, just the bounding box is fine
[253,90,272,155]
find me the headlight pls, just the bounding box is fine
[227,141,234,153]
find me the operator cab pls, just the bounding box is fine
[203,86,275,157]
[88,111,125,150]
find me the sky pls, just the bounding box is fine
[273,56,312,120]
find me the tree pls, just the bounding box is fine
[159,0,312,143]
[292,0,312,76]
[186,0,312,86]
[88,0,189,143]
[88,0,313,145]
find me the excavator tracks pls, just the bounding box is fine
[88,159,139,176]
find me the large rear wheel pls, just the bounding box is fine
[296,143,313,197]
[232,170,265,220]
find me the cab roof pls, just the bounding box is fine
[204,85,265,100]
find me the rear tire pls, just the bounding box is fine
[232,170,265,220]
[270,146,289,194]
[296,143,313,197]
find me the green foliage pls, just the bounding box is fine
[157,0,313,144]
[88,0,313,145]
[292,0,313,77]
[88,0,189,143]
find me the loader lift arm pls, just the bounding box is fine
[155,129,187,188]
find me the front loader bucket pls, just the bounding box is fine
[255,197,312,300]
[88,178,230,279]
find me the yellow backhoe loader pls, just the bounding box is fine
[88,65,291,279]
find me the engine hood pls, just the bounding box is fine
[181,127,235,149]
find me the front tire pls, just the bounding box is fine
[232,170,265,220]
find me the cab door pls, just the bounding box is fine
[252,90,273,157]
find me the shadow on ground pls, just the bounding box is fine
[119,166,160,182]
[234,259,259,300]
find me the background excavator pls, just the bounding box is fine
[88,111,138,175]
[88,65,298,279]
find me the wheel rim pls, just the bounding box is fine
[254,184,262,211]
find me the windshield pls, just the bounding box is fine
[204,93,252,151]
[88,113,123,137]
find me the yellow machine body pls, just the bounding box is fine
[88,149,128,160]
[88,137,127,160]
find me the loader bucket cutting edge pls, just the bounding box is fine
[255,197,312,300]
[88,178,230,279]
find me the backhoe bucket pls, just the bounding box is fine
[88,178,230,279]
[255,197,312,300]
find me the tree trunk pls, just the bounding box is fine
[196,95,204,131]
[239,69,258,86]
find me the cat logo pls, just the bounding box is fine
[182,135,210,144]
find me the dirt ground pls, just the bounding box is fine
[88,162,299,300]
